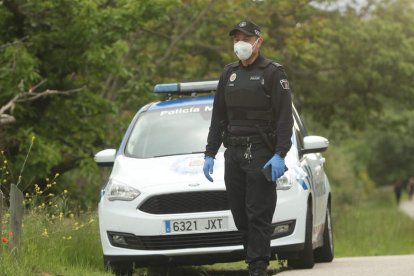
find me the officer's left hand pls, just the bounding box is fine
[263,154,285,181]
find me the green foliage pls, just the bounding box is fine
[0,0,177,201]
[0,0,413,209]
[365,109,414,186]
[294,0,414,132]
[0,44,40,98]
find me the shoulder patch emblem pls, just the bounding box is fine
[280,79,290,90]
[230,73,237,82]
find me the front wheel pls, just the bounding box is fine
[314,203,334,262]
[288,203,315,269]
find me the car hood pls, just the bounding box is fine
[110,153,225,189]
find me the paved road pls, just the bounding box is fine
[400,199,414,219]
[277,254,414,276]
[277,199,414,276]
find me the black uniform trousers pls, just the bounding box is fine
[224,142,277,264]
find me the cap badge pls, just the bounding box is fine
[238,21,247,27]
[230,73,237,82]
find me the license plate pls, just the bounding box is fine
[165,217,227,233]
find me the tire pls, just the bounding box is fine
[288,203,315,269]
[104,256,134,276]
[314,204,334,262]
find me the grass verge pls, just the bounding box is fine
[332,186,414,257]
[1,212,112,276]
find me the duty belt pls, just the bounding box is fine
[226,135,264,147]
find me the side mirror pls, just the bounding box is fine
[94,149,116,167]
[301,136,329,154]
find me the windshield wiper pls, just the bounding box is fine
[153,151,204,158]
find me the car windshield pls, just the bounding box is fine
[125,104,213,158]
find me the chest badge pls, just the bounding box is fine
[229,73,237,82]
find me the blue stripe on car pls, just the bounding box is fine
[299,179,308,190]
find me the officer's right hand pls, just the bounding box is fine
[263,154,285,181]
[203,156,214,182]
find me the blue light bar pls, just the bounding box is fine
[154,83,179,93]
[154,80,218,94]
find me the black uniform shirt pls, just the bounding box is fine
[205,55,293,158]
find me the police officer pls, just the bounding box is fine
[203,20,293,276]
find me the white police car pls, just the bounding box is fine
[95,80,333,274]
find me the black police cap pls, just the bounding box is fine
[229,20,261,37]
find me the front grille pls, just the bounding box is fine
[138,191,229,214]
[108,231,243,250]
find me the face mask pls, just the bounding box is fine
[233,38,259,61]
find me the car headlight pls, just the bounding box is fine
[106,179,140,201]
[276,174,294,190]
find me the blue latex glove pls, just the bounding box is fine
[203,156,214,182]
[263,154,285,181]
